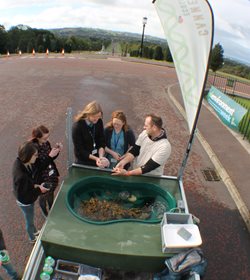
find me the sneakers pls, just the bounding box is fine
[34,230,40,236]
[30,230,40,243]
[15,275,22,280]
[29,236,38,244]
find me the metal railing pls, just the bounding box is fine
[207,73,250,99]
[66,107,74,169]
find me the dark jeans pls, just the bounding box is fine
[39,191,54,217]
[1,262,19,280]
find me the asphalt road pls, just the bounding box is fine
[0,54,249,279]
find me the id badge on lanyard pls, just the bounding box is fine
[89,126,97,154]
[48,169,54,176]
[92,142,97,155]
[48,165,54,176]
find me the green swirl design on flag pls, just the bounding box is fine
[157,2,198,109]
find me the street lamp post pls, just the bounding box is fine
[140,17,147,57]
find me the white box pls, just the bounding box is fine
[161,212,193,225]
[161,213,202,253]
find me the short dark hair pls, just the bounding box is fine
[146,114,163,129]
[18,141,38,163]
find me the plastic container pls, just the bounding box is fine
[161,212,202,253]
[161,212,193,225]
[43,263,53,275]
[55,259,80,276]
[78,275,100,280]
[45,256,55,267]
[162,224,202,248]
[80,263,102,279]
[40,272,50,280]
[0,250,10,264]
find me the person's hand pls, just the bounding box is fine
[115,160,125,169]
[55,142,63,151]
[49,147,60,157]
[119,154,126,160]
[40,183,49,193]
[111,167,127,176]
[96,157,102,167]
[112,152,121,161]
[96,157,110,168]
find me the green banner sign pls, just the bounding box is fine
[206,86,247,130]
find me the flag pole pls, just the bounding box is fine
[178,2,214,180]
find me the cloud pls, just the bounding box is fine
[0,0,249,64]
[210,0,250,63]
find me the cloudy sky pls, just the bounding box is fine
[0,0,249,64]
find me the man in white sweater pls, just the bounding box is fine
[112,114,171,176]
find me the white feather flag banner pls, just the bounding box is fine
[154,0,213,133]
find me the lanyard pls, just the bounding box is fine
[27,165,33,174]
[88,125,96,148]
[113,131,121,150]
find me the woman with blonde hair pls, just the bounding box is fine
[72,101,108,167]
[105,110,135,169]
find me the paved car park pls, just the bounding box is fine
[0,54,249,279]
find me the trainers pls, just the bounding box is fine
[29,236,37,244]
[34,230,40,236]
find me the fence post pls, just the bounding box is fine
[243,110,250,140]
[66,107,74,169]
[232,79,236,96]
[212,72,216,85]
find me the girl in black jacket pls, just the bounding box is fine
[31,125,62,217]
[12,141,58,242]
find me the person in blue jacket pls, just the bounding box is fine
[104,110,135,169]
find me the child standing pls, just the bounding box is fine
[31,125,63,217]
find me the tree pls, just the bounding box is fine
[36,34,44,50]
[0,25,7,53]
[165,46,173,62]
[154,46,164,60]
[143,46,150,58]
[27,39,35,53]
[7,27,22,53]
[149,47,154,59]
[210,43,224,72]
[64,38,73,53]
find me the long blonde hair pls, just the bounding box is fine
[75,101,103,121]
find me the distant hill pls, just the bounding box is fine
[49,27,168,46]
